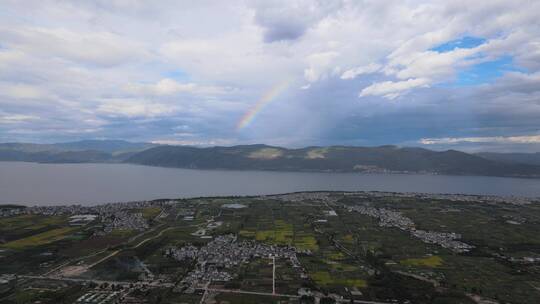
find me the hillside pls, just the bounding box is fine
[477,152,540,166]
[126,144,540,177]
[2,141,539,177]
[0,140,154,163]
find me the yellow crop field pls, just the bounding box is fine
[2,227,76,249]
[312,271,367,288]
[141,207,161,219]
[400,255,443,267]
[294,235,319,251]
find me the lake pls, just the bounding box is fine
[1,161,539,205]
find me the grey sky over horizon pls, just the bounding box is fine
[1,0,540,152]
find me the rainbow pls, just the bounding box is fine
[236,80,291,130]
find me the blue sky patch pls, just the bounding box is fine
[164,69,190,81]
[454,56,519,85]
[431,36,486,53]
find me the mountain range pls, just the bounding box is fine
[1,140,540,178]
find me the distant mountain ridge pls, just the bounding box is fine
[1,140,540,178]
[127,144,540,178]
[0,140,155,163]
[476,152,540,166]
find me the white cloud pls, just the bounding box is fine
[0,114,39,124]
[420,135,540,145]
[97,98,175,118]
[126,78,233,96]
[150,138,234,147]
[303,51,339,82]
[0,27,147,67]
[341,63,381,80]
[0,82,52,100]
[359,78,430,99]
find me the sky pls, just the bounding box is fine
[1,0,540,152]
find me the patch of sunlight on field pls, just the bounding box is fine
[312,271,333,285]
[248,148,283,159]
[0,215,66,231]
[329,263,358,272]
[294,235,319,251]
[110,229,136,238]
[255,230,274,241]
[342,279,367,288]
[141,207,161,219]
[306,148,328,159]
[273,220,293,244]
[254,220,294,245]
[2,227,76,249]
[239,230,256,238]
[327,252,345,260]
[312,271,367,288]
[342,234,354,244]
[400,255,443,267]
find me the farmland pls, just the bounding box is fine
[1,191,539,303]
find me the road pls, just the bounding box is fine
[18,275,174,288]
[199,282,211,304]
[207,288,299,299]
[87,225,174,269]
[132,226,174,249]
[87,250,120,269]
[272,256,276,295]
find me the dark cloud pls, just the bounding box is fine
[261,21,306,43]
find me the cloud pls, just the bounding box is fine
[420,135,540,145]
[0,114,39,124]
[0,27,146,67]
[0,0,539,151]
[303,51,340,82]
[0,82,52,100]
[359,78,430,99]
[150,138,234,147]
[126,78,233,96]
[341,63,381,80]
[97,99,175,118]
[252,0,341,43]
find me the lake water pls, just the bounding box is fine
[1,161,539,205]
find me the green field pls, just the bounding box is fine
[400,255,443,267]
[2,227,76,249]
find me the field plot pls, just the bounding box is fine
[1,227,76,249]
[0,215,69,243]
[228,258,274,293]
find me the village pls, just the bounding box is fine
[165,234,309,293]
[348,204,475,253]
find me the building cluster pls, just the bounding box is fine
[1,201,166,235]
[165,234,307,291]
[0,207,24,218]
[268,192,336,203]
[69,214,98,226]
[493,253,540,264]
[8,200,170,218]
[264,190,537,207]
[350,205,415,230]
[102,211,149,233]
[410,230,474,253]
[352,164,428,174]
[75,290,120,304]
[346,191,535,206]
[349,205,474,253]
[0,274,15,285]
